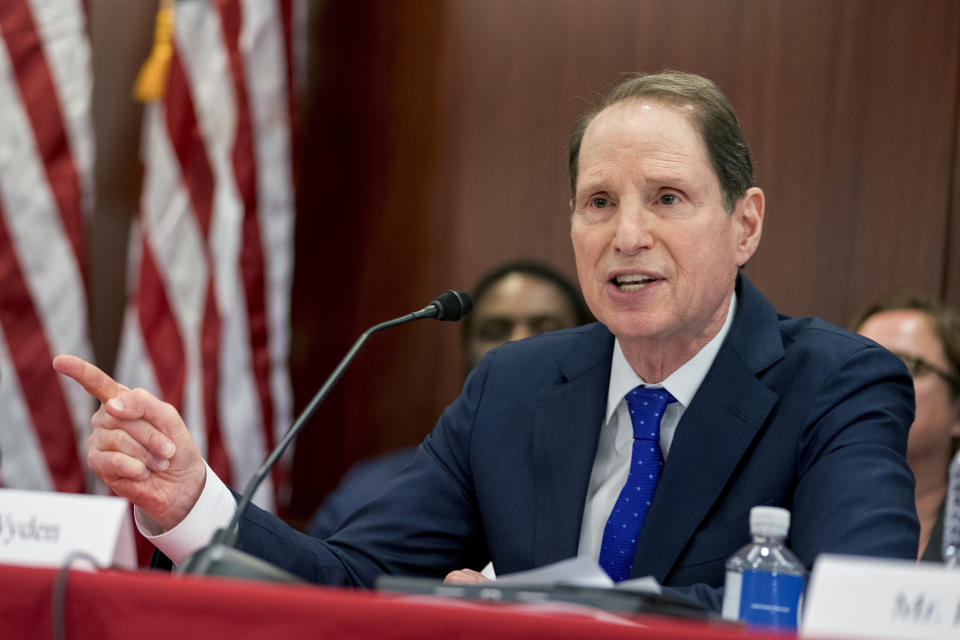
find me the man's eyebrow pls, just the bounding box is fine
[574,174,607,188]
[574,177,616,197]
[642,166,698,186]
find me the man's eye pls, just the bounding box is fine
[591,197,609,208]
[530,318,563,334]
[476,319,512,341]
[659,193,678,205]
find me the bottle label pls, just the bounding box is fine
[721,570,742,621]
[738,569,804,629]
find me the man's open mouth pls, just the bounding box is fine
[613,274,659,291]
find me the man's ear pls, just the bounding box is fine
[734,187,764,267]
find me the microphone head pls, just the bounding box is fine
[432,290,473,321]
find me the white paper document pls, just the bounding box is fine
[492,556,661,594]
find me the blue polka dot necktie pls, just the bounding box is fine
[598,386,676,582]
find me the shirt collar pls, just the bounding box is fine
[605,291,738,424]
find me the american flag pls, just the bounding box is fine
[115,0,300,512]
[0,0,301,515]
[0,0,97,493]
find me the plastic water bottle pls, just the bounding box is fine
[721,506,806,630]
[944,450,960,567]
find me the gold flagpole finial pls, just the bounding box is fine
[133,0,175,102]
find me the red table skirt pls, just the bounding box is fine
[0,563,793,639]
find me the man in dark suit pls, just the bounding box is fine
[54,71,918,610]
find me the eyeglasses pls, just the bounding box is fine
[892,351,960,390]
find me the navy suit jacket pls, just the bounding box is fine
[237,275,919,604]
[305,447,418,538]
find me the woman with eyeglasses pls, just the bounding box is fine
[853,295,960,560]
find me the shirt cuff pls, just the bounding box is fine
[134,461,236,566]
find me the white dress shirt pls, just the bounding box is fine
[576,293,737,561]
[140,293,738,569]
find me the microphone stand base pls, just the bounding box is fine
[177,543,304,584]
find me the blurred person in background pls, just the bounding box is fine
[854,294,960,560]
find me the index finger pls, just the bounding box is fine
[53,354,127,403]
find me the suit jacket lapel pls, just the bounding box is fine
[532,325,613,567]
[630,275,783,582]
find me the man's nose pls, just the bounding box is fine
[509,323,535,342]
[612,206,654,255]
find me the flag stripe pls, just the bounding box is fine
[0,197,83,492]
[165,50,214,235]
[200,285,231,479]
[164,48,232,483]
[277,0,297,156]
[27,0,95,221]
[216,0,278,483]
[138,235,186,411]
[238,0,296,509]
[0,1,85,276]
[0,331,53,490]
[0,0,95,494]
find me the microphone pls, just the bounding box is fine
[410,289,473,321]
[178,290,473,580]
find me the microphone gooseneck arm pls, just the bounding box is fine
[196,290,473,555]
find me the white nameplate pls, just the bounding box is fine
[0,488,135,570]
[801,554,960,639]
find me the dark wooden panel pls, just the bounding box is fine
[741,0,960,324]
[947,5,960,310]
[287,1,453,522]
